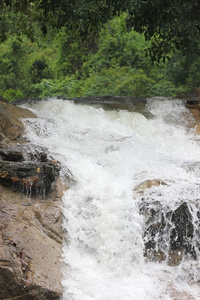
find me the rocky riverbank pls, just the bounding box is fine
[1,96,200,299]
[0,99,66,299]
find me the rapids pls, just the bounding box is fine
[22,97,200,299]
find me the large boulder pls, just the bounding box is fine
[0,99,37,141]
[0,143,61,196]
[135,179,198,266]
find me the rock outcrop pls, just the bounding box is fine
[135,179,198,266]
[0,99,37,141]
[0,99,66,299]
[0,180,65,299]
[185,100,200,134]
[0,143,61,196]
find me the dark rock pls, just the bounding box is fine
[0,95,8,102]
[135,179,199,265]
[143,202,195,258]
[170,203,194,254]
[0,144,60,195]
[0,160,60,195]
[141,202,197,262]
[14,96,153,117]
[186,100,200,109]
[142,201,196,263]
[0,143,48,162]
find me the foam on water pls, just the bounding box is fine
[23,98,200,299]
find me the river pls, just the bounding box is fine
[22,97,200,299]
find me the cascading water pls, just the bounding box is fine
[22,97,200,299]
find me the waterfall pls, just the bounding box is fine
[23,97,200,299]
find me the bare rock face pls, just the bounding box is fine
[0,99,66,299]
[0,100,37,141]
[0,180,65,299]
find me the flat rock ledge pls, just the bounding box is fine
[0,100,66,300]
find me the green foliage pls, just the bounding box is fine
[55,29,92,78]
[0,36,30,93]
[0,1,44,42]
[165,54,189,86]
[82,14,151,77]
[1,0,129,43]
[126,0,200,62]
[2,0,200,64]
[37,0,129,37]
[0,32,57,100]
[186,61,200,91]
[28,77,82,98]
[30,58,51,84]
[148,81,177,97]
[28,80,54,98]
[3,88,24,101]
[164,52,200,91]
[0,11,198,101]
[79,67,155,97]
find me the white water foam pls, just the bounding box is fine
[23,98,200,299]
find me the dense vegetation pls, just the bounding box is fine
[2,0,200,59]
[0,1,200,101]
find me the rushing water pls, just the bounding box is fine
[23,97,200,299]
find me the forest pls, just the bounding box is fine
[0,0,200,101]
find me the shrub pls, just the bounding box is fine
[3,88,24,102]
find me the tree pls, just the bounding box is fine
[126,0,200,62]
[1,0,200,63]
[0,0,129,40]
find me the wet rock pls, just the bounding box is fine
[182,161,200,178]
[142,201,194,260]
[170,202,194,254]
[135,179,197,265]
[0,144,60,196]
[0,143,48,162]
[185,100,200,134]
[134,179,167,194]
[14,96,154,118]
[0,160,60,195]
